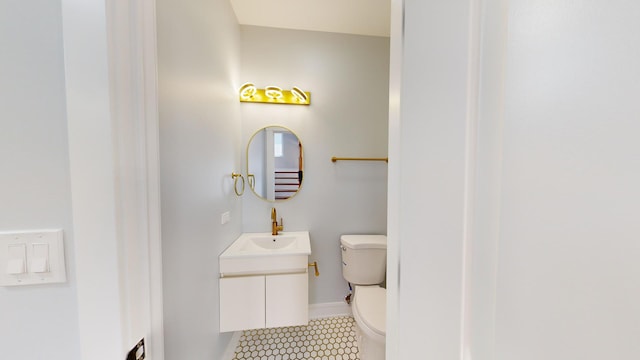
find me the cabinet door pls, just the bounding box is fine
[265,272,308,328]
[220,276,265,332]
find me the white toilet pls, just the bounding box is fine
[340,234,387,360]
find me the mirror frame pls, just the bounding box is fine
[246,125,304,202]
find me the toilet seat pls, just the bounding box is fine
[353,286,386,337]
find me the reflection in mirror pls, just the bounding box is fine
[247,126,303,201]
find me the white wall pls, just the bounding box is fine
[388,1,477,359]
[0,1,80,359]
[62,0,164,357]
[494,1,640,359]
[390,1,640,360]
[156,0,243,358]
[240,26,390,304]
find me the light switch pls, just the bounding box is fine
[7,259,25,275]
[0,229,66,286]
[31,243,50,273]
[7,244,26,275]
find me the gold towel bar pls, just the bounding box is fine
[331,157,388,163]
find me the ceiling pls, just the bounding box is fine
[229,0,391,37]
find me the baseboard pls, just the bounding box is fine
[309,301,352,319]
[220,301,353,360]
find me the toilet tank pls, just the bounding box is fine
[340,235,387,285]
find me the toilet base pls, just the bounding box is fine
[352,286,386,360]
[354,321,385,360]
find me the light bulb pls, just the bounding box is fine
[291,86,308,103]
[265,85,283,99]
[239,82,256,99]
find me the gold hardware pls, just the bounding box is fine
[271,207,284,235]
[247,174,255,189]
[231,173,245,196]
[331,157,388,163]
[308,261,319,277]
[239,88,311,105]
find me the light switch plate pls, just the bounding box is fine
[0,229,66,286]
[221,211,231,225]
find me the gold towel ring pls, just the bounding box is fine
[231,173,245,196]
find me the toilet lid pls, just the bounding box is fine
[341,235,387,249]
[354,286,386,336]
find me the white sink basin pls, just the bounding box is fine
[220,231,311,277]
[223,231,310,256]
[241,235,297,251]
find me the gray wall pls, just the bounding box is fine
[240,26,390,304]
[156,0,243,358]
[0,1,80,359]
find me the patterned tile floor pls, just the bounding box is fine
[232,316,360,360]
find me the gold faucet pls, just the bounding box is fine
[271,207,284,235]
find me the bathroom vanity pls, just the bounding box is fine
[219,231,311,332]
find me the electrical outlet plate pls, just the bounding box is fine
[221,211,231,225]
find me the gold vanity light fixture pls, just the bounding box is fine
[291,86,308,103]
[238,83,311,105]
[265,85,283,99]
[239,82,257,100]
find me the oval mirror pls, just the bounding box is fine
[247,126,303,201]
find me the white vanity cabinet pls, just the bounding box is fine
[265,272,308,328]
[219,271,308,332]
[219,275,265,332]
[218,231,312,333]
